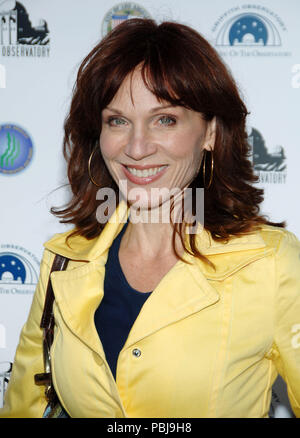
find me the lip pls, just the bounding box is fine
[121,164,168,185]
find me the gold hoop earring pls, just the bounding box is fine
[202,148,214,189]
[88,147,101,187]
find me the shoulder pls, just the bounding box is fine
[44,228,77,248]
[258,225,300,301]
[41,222,119,262]
[42,228,100,261]
[41,229,74,264]
[258,224,300,257]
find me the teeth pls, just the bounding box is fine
[126,166,166,178]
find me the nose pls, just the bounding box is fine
[124,125,157,161]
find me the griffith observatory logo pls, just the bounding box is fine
[0,124,34,174]
[0,244,39,296]
[102,2,151,37]
[0,0,50,58]
[247,127,287,184]
[218,14,278,46]
[212,4,291,57]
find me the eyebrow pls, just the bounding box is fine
[104,104,178,114]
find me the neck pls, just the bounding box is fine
[122,209,184,260]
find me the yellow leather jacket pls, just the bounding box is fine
[1,202,300,417]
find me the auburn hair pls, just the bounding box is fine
[52,18,284,265]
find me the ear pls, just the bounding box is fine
[203,117,216,151]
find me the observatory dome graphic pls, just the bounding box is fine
[0,250,38,284]
[0,254,26,283]
[229,15,268,46]
[215,12,281,47]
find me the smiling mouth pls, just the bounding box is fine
[125,165,167,177]
[121,164,168,184]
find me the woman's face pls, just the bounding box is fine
[100,68,215,210]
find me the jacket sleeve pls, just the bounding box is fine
[272,230,300,418]
[0,249,54,418]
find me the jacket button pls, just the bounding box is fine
[132,348,141,357]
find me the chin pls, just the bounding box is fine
[127,192,181,225]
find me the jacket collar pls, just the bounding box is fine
[44,200,267,263]
[44,201,130,264]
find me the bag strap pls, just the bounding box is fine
[40,254,69,332]
[34,254,69,406]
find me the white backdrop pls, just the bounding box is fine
[0,0,299,417]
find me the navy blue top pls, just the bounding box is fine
[94,221,152,380]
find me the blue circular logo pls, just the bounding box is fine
[215,12,282,47]
[0,124,33,174]
[0,247,39,285]
[229,15,268,46]
[0,254,26,284]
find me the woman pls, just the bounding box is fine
[1,19,300,418]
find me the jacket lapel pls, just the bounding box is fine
[122,230,273,348]
[122,257,220,349]
[45,202,130,360]
[50,261,107,358]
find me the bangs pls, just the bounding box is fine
[139,61,185,108]
[120,48,217,121]
[101,57,188,119]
